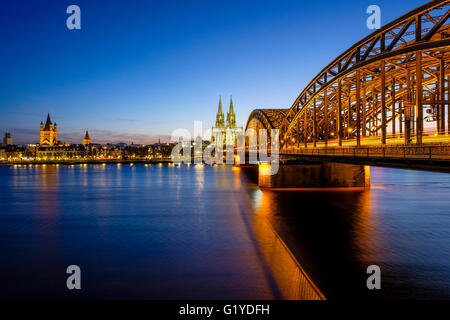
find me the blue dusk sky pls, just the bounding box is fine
[0,0,426,144]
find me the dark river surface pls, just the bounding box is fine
[0,164,449,299]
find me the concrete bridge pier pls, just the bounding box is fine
[257,162,370,188]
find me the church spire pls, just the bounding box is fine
[226,96,236,128]
[215,96,225,128]
[229,95,234,114]
[83,130,91,145]
[218,96,223,114]
[44,113,53,131]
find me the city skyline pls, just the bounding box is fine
[1,98,239,145]
[0,0,426,144]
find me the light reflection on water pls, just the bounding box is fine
[0,164,277,299]
[0,164,449,299]
[249,167,450,299]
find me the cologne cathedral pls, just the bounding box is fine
[211,96,243,147]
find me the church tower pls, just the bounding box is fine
[215,96,225,128]
[83,131,91,145]
[3,132,13,145]
[226,96,236,128]
[40,113,58,146]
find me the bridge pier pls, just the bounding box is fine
[258,162,370,189]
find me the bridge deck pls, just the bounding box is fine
[281,144,450,172]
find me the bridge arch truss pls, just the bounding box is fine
[247,0,450,152]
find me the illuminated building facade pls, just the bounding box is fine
[36,145,86,161]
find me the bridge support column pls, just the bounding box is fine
[356,70,361,146]
[362,84,366,137]
[440,60,446,134]
[258,162,370,188]
[448,76,450,135]
[416,51,423,145]
[399,82,403,135]
[324,90,329,147]
[405,69,412,145]
[313,99,317,147]
[304,109,308,148]
[338,81,343,146]
[381,60,387,145]
[392,78,396,136]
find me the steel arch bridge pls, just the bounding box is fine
[246,0,450,162]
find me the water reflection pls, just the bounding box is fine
[0,165,277,299]
[249,166,450,300]
[249,187,383,299]
[250,188,325,299]
[0,165,449,299]
[34,166,61,217]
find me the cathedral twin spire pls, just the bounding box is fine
[215,96,236,129]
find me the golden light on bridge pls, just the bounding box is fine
[259,163,272,177]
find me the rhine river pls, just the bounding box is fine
[0,164,449,299]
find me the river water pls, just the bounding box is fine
[0,164,449,299]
